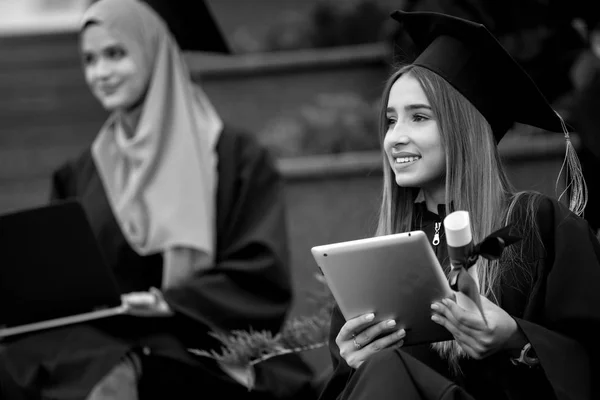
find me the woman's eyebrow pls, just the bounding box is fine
[404,104,432,111]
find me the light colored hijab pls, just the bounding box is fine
[82,0,222,289]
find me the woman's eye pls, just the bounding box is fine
[82,53,95,65]
[412,114,428,122]
[106,47,126,60]
[386,117,397,127]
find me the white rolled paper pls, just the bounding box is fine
[443,211,472,247]
[443,210,480,312]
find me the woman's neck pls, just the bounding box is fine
[118,105,143,138]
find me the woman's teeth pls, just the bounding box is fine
[395,156,421,164]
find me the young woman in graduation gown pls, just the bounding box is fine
[318,10,600,400]
[0,0,316,399]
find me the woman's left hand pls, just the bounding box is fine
[430,295,519,359]
[122,287,174,317]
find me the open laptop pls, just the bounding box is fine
[0,200,128,338]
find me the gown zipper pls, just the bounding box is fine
[432,221,441,246]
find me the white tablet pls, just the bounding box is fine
[311,230,453,346]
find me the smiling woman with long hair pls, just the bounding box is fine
[318,10,600,400]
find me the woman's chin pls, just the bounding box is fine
[98,99,120,112]
[98,96,129,112]
[394,174,419,188]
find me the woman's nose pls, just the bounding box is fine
[92,58,112,80]
[387,123,410,145]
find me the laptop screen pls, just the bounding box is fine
[0,200,122,328]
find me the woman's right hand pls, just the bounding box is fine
[336,313,406,369]
[122,287,174,317]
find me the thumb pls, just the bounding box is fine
[479,295,495,307]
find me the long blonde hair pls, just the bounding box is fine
[375,65,536,371]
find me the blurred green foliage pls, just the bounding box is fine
[260,92,381,158]
[231,0,396,53]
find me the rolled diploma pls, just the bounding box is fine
[443,211,480,313]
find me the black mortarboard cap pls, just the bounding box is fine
[390,10,566,142]
[142,0,230,53]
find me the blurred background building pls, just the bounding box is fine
[0,0,87,35]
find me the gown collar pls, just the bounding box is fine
[414,190,447,219]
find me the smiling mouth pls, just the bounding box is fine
[98,84,120,95]
[394,156,421,164]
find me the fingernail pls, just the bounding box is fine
[365,313,375,321]
[431,315,439,322]
[398,329,406,338]
[431,303,439,310]
[387,319,396,327]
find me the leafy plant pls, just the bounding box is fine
[189,274,335,389]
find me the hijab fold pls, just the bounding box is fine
[82,0,222,289]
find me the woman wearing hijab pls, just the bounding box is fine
[0,0,315,399]
[317,10,600,400]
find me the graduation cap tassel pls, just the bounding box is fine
[555,111,588,216]
[444,211,521,325]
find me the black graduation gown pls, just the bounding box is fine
[318,194,600,400]
[0,126,316,400]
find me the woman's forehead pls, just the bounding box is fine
[81,24,122,49]
[388,74,430,108]
[81,0,150,52]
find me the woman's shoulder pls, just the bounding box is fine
[509,191,590,236]
[219,125,270,154]
[218,125,278,170]
[511,191,576,217]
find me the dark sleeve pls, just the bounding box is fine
[514,197,600,400]
[162,136,293,336]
